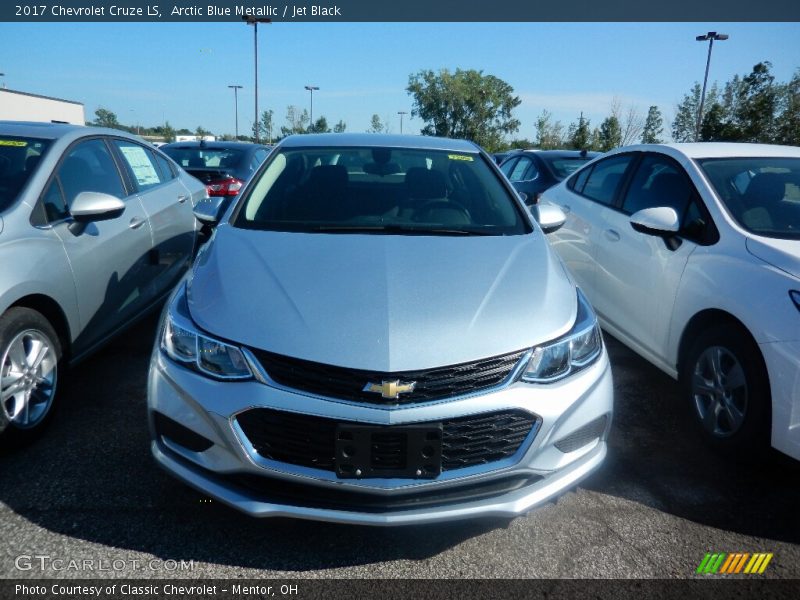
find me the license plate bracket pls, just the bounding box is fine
[335,424,443,479]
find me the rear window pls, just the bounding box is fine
[544,156,597,180]
[233,146,530,236]
[0,136,51,212]
[162,147,245,170]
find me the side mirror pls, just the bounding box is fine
[193,197,226,226]
[630,207,680,236]
[70,191,125,223]
[531,201,566,234]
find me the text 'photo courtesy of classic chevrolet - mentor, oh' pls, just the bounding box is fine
[147,134,614,525]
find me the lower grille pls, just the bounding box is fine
[235,408,539,474]
[229,472,542,513]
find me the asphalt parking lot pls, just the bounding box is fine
[1,313,798,580]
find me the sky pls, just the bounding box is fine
[1,21,799,141]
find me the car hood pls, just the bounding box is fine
[187,226,577,372]
[746,237,800,280]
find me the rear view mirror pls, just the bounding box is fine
[531,202,566,234]
[630,207,680,236]
[70,191,125,223]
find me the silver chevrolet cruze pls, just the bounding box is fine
[148,134,613,525]
[0,121,204,444]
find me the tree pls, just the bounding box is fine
[598,116,622,151]
[162,121,176,143]
[92,108,121,129]
[280,105,309,137]
[776,69,800,146]
[309,116,330,133]
[673,82,719,142]
[195,125,211,139]
[641,106,664,143]
[534,110,565,149]
[367,114,387,133]
[735,62,778,142]
[567,114,591,150]
[251,109,274,142]
[333,119,347,133]
[407,68,521,151]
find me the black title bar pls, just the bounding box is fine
[3,0,800,22]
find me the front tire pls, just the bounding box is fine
[681,325,770,453]
[0,308,62,445]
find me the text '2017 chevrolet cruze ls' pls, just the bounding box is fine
[148,134,613,525]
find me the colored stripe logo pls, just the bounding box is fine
[696,552,773,574]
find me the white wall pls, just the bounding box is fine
[0,89,85,125]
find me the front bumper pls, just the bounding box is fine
[148,346,613,526]
[761,339,800,461]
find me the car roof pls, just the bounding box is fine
[277,133,481,152]
[513,149,601,159]
[160,141,266,150]
[617,142,800,159]
[0,120,154,144]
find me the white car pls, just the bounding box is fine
[544,143,800,460]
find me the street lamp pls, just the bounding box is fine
[304,85,319,131]
[397,111,408,135]
[228,84,243,139]
[695,31,729,141]
[243,15,271,143]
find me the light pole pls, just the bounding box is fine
[0,72,5,89]
[397,111,407,134]
[243,15,271,143]
[228,84,243,139]
[695,31,728,141]
[304,85,319,131]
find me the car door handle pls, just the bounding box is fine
[177,195,188,203]
[129,217,146,230]
[604,229,620,242]
[561,204,571,214]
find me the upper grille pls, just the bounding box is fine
[248,348,528,405]
[235,408,539,473]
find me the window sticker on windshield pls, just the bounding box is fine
[119,145,160,186]
[448,154,474,161]
[0,140,28,147]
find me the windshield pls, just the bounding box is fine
[697,157,800,239]
[162,147,245,171]
[0,136,51,213]
[232,146,529,236]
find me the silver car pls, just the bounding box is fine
[148,134,613,525]
[0,121,205,443]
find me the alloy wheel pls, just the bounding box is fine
[691,345,748,438]
[0,329,58,429]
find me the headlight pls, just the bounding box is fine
[521,289,603,383]
[160,285,252,380]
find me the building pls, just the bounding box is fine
[0,88,85,125]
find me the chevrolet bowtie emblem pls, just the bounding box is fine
[363,379,417,399]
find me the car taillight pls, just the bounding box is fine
[206,178,244,197]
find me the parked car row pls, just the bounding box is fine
[2,119,798,527]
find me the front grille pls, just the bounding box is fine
[235,408,539,473]
[248,348,528,405]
